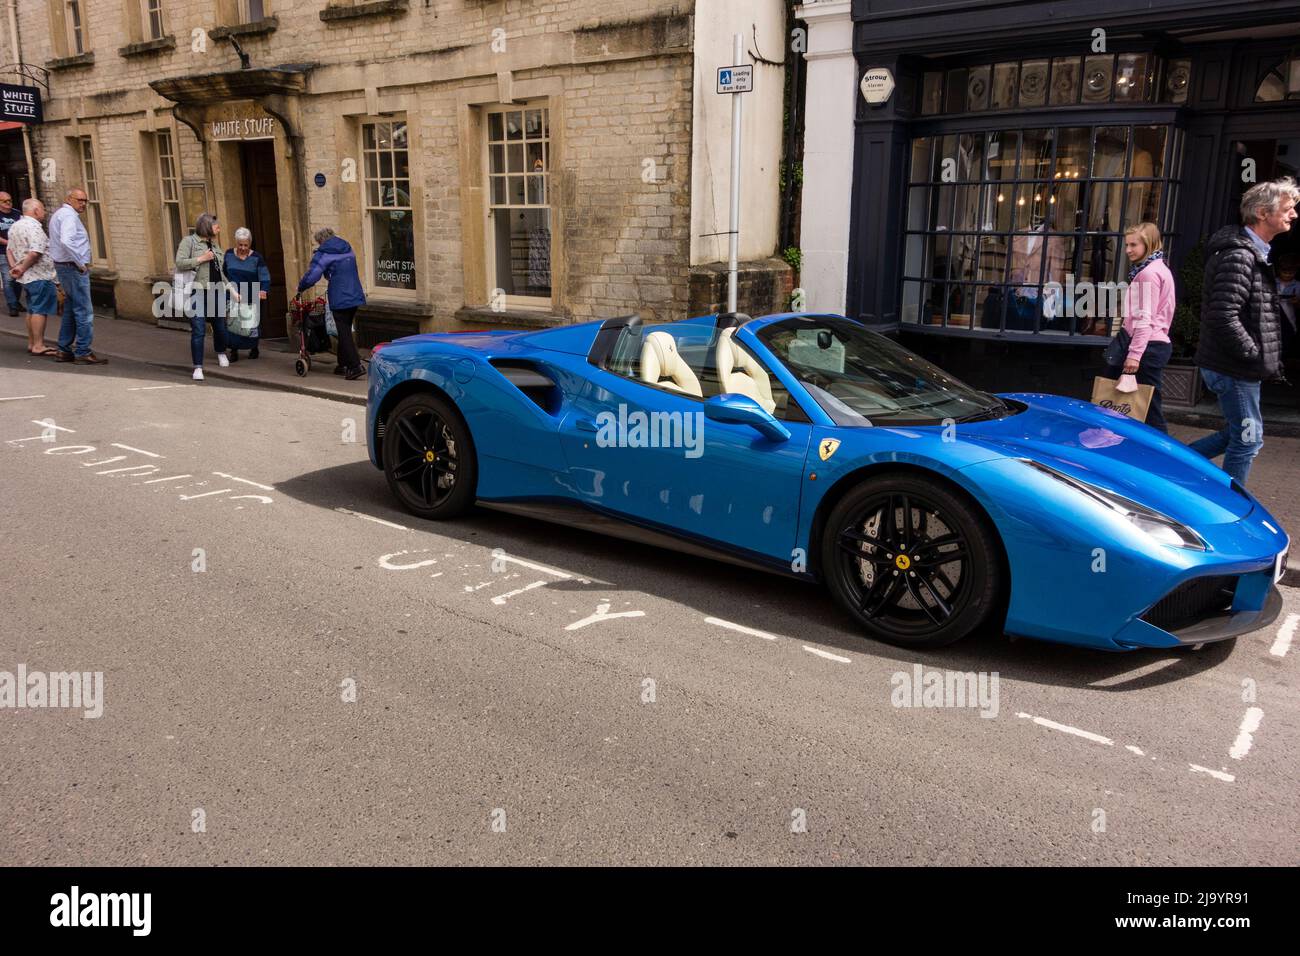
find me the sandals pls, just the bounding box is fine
[28,347,59,357]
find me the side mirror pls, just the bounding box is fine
[704,394,791,442]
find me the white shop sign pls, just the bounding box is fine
[860,67,896,105]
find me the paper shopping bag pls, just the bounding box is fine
[1091,375,1154,422]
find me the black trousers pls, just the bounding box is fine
[1103,340,1173,433]
[333,306,361,370]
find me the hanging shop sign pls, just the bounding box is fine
[208,114,277,140]
[0,84,43,124]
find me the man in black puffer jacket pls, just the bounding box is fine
[1189,177,1299,483]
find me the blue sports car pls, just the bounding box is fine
[366,311,1288,651]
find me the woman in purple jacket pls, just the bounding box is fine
[1101,222,1176,432]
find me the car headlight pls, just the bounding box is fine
[1020,459,1207,551]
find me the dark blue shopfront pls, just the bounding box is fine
[846,0,1300,419]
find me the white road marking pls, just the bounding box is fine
[1015,712,1114,746]
[379,550,438,570]
[802,645,851,664]
[31,419,73,433]
[44,445,95,455]
[1270,613,1298,658]
[704,617,778,641]
[213,471,273,491]
[179,489,233,500]
[1228,707,1264,761]
[335,507,409,531]
[141,474,192,484]
[0,395,44,402]
[229,494,273,504]
[492,580,547,605]
[96,464,158,475]
[491,550,574,580]
[565,602,646,631]
[463,581,493,592]
[1125,745,1146,756]
[82,456,127,467]
[127,385,180,391]
[1189,764,1235,783]
[111,443,163,458]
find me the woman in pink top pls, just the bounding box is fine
[1102,222,1176,432]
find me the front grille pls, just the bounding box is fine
[1141,575,1237,632]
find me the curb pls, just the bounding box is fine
[1,326,366,406]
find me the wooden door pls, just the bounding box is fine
[239,140,287,337]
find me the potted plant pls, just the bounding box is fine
[1163,240,1205,409]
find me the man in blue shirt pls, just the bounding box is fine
[0,191,23,316]
[48,187,105,364]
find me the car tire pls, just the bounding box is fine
[382,391,477,520]
[821,473,1002,648]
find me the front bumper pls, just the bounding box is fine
[1113,578,1284,649]
[956,457,1290,651]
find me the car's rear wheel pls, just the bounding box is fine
[382,391,477,519]
[821,474,1002,648]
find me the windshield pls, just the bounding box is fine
[757,316,1008,426]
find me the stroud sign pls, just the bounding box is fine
[0,83,42,124]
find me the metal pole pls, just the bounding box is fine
[727,31,743,314]
[4,0,35,196]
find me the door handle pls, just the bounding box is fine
[575,418,599,433]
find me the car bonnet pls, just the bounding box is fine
[957,393,1255,525]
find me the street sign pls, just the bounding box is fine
[0,83,42,125]
[716,64,753,94]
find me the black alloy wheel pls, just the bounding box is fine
[821,474,1002,648]
[382,392,477,519]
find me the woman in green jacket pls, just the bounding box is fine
[175,212,231,381]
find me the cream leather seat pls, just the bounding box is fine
[639,331,703,397]
[716,327,776,413]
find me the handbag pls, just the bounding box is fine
[1103,327,1131,368]
[225,298,259,336]
[1091,375,1154,422]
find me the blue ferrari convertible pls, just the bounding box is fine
[366,311,1288,652]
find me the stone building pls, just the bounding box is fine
[1,0,791,343]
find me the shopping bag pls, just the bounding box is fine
[1091,375,1153,422]
[225,299,260,336]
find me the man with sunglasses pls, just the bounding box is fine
[49,186,105,365]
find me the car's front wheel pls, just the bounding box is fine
[821,474,1002,648]
[382,391,477,519]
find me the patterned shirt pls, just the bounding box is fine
[7,216,55,284]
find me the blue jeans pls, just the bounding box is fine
[188,287,229,367]
[54,263,94,357]
[1187,368,1263,484]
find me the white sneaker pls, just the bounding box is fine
[193,367,204,381]
[217,353,230,368]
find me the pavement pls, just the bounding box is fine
[1,336,1298,865]
[1,309,369,406]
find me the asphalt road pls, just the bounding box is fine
[1,341,1297,866]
